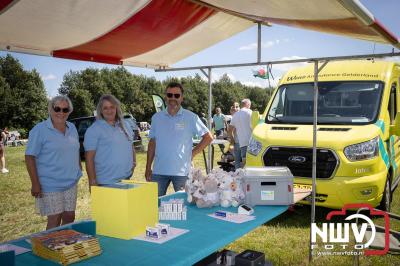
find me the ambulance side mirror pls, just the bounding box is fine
[251,111,261,129]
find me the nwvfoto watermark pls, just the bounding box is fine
[311,204,390,256]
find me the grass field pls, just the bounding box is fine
[1,146,399,265]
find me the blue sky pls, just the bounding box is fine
[0,0,399,97]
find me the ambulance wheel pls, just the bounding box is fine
[378,176,391,212]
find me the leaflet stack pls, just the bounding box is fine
[31,229,101,265]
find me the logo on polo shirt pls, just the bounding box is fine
[175,122,185,130]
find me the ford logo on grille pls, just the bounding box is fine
[288,155,306,163]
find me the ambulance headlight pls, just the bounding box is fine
[344,137,379,161]
[248,137,263,156]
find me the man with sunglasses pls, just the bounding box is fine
[145,82,213,196]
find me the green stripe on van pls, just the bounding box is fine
[375,120,385,135]
[379,137,390,169]
[375,120,389,169]
[390,135,398,171]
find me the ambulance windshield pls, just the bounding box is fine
[266,81,383,125]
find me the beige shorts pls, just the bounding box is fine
[35,184,77,216]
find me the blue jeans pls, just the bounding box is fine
[215,129,225,153]
[152,174,188,197]
[234,142,241,169]
[240,146,248,167]
[215,129,224,137]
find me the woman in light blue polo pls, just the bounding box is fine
[26,95,82,230]
[84,94,136,188]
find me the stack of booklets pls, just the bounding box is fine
[31,229,101,265]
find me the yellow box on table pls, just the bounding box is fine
[91,180,158,240]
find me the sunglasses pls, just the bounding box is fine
[53,106,70,113]
[166,93,181,99]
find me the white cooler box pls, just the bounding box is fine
[243,167,294,206]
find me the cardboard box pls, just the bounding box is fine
[243,167,293,206]
[91,181,158,239]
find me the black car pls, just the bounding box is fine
[69,114,142,158]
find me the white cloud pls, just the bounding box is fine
[46,87,58,98]
[200,71,237,82]
[242,75,281,88]
[242,81,265,87]
[239,43,258,51]
[263,41,277,49]
[225,73,236,81]
[272,56,308,72]
[239,39,289,51]
[41,74,57,81]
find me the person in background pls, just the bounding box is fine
[200,112,208,128]
[229,99,252,168]
[3,127,9,139]
[84,94,136,188]
[25,95,82,229]
[145,82,213,197]
[229,102,241,169]
[212,107,227,138]
[233,102,240,112]
[0,128,8,173]
[212,107,227,153]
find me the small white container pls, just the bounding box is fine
[243,167,294,206]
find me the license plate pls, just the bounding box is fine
[293,184,312,190]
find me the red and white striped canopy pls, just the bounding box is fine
[0,0,398,68]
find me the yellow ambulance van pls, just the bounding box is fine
[247,60,400,210]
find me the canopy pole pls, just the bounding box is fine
[257,22,261,63]
[207,67,213,174]
[155,52,400,72]
[199,68,213,174]
[309,60,328,262]
[309,60,318,262]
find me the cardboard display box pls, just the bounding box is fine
[91,181,158,240]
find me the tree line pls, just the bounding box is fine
[0,55,48,137]
[0,54,274,136]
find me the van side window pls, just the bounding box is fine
[388,82,397,124]
[77,120,94,135]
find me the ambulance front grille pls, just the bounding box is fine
[263,147,338,179]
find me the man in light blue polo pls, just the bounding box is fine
[145,82,213,196]
[212,107,227,153]
[212,107,227,138]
